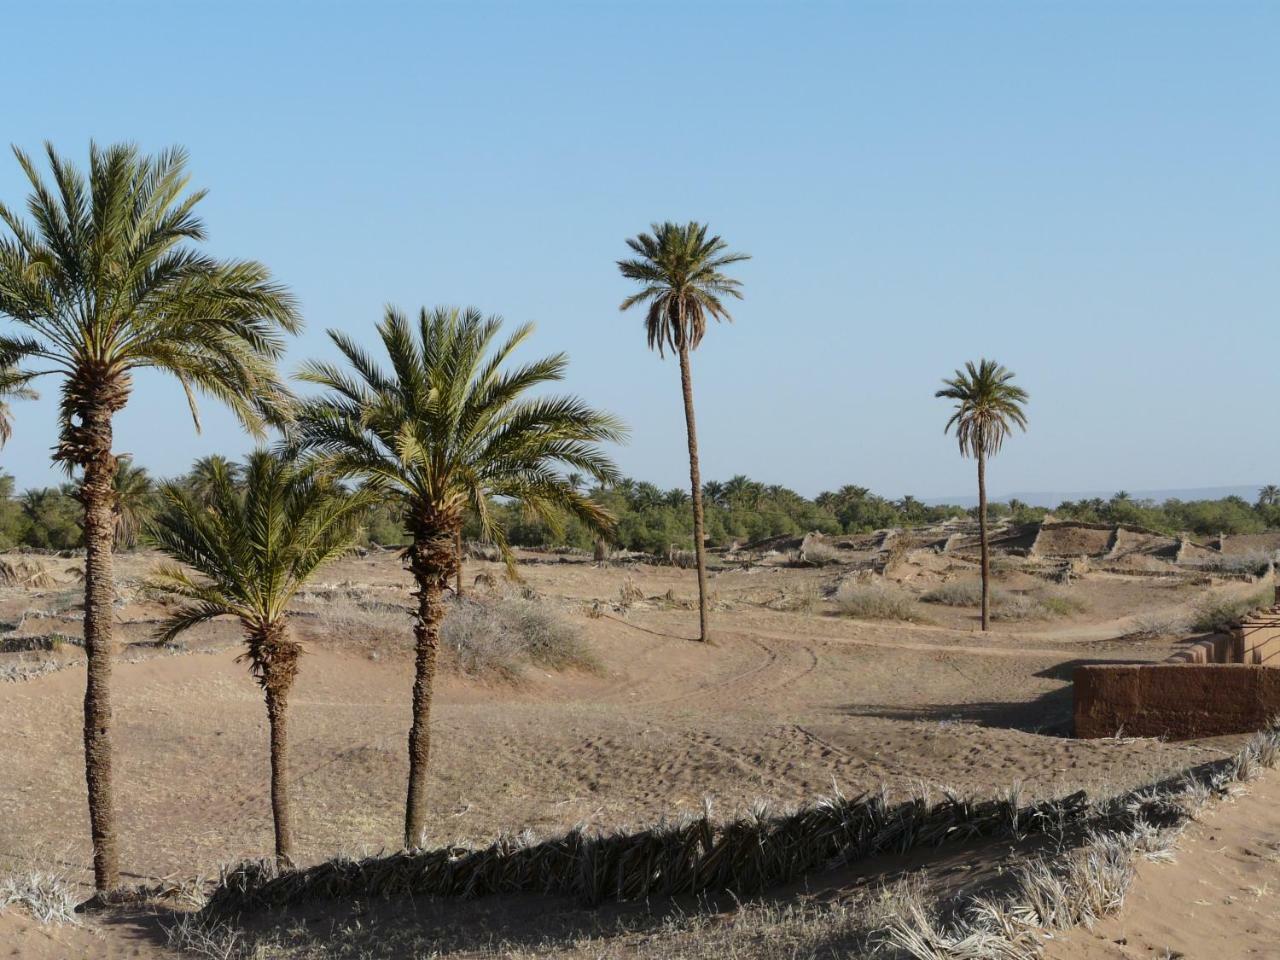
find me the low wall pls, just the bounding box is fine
[1238,612,1280,665]
[1074,664,1280,739]
[1165,633,1240,665]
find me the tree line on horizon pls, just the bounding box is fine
[0,466,1275,558]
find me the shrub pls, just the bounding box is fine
[442,597,597,679]
[921,579,985,606]
[834,582,918,621]
[1037,591,1088,617]
[1189,588,1273,633]
[1129,611,1188,639]
[991,593,1048,621]
[798,541,840,566]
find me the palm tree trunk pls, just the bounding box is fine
[264,685,293,866]
[80,403,120,895]
[977,449,990,631]
[404,520,455,848]
[249,621,300,867]
[676,340,711,643]
[454,529,464,598]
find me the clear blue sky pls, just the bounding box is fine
[1,1,1276,500]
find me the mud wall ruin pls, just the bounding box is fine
[1075,594,1280,740]
[1074,663,1280,739]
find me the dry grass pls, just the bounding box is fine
[1128,611,1189,639]
[921,580,987,607]
[835,582,919,621]
[0,869,78,925]
[442,596,599,680]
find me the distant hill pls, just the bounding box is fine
[925,485,1265,509]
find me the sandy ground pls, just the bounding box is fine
[0,548,1267,956]
[1046,771,1280,959]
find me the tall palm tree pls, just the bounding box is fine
[111,457,154,550]
[145,452,367,865]
[618,222,749,642]
[293,306,623,848]
[0,143,299,895]
[1257,485,1280,509]
[936,359,1028,631]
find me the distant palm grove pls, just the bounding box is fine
[2,467,1279,556]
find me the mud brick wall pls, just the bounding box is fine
[1164,633,1241,665]
[1074,664,1280,739]
[1237,613,1280,665]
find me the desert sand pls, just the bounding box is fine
[0,545,1270,957]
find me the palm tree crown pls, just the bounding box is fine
[293,306,625,556]
[936,359,1029,458]
[617,221,749,356]
[111,456,154,550]
[0,365,36,447]
[147,451,367,648]
[0,142,300,453]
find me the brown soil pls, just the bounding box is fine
[0,549,1265,957]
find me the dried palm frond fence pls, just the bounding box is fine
[204,784,1092,918]
[204,725,1280,925]
[879,723,1280,955]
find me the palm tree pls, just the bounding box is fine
[186,454,246,499]
[292,306,623,848]
[111,457,154,550]
[0,364,36,448]
[618,222,749,642]
[145,452,367,865]
[936,359,1028,631]
[1257,485,1280,509]
[702,480,727,508]
[0,143,299,895]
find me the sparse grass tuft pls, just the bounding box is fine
[834,582,919,621]
[0,870,78,925]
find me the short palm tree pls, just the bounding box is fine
[293,306,624,848]
[111,457,154,550]
[936,360,1028,630]
[618,222,749,642]
[187,454,246,499]
[145,451,368,865]
[0,143,299,894]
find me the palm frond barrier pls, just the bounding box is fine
[201,723,1280,922]
[878,722,1280,957]
[202,781,1088,918]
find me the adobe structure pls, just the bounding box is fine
[1074,588,1280,740]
